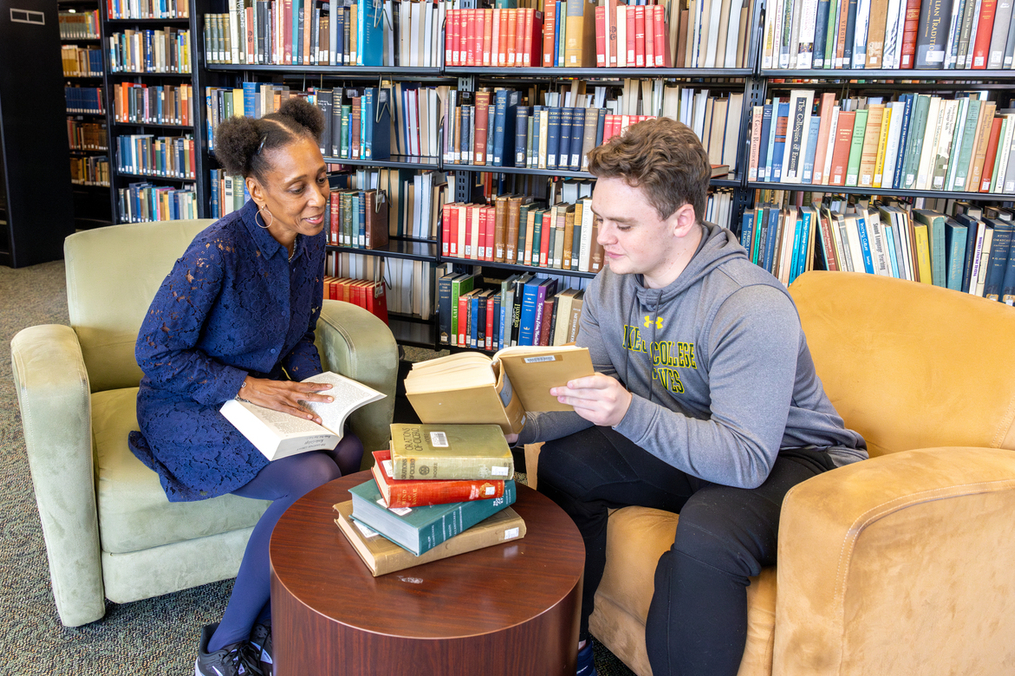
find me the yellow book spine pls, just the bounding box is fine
[913,224,932,284]
[872,107,892,188]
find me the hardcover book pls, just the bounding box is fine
[334,500,525,576]
[348,478,517,555]
[371,449,505,507]
[220,371,386,461]
[389,423,514,481]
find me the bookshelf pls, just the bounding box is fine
[0,0,76,267]
[61,0,114,230]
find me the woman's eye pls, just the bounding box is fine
[289,185,305,194]
[316,176,328,185]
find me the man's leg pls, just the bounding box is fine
[645,450,834,676]
[537,426,703,641]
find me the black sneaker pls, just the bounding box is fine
[249,622,274,676]
[195,623,264,676]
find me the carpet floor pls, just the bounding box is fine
[0,259,636,676]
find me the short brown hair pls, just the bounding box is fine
[587,117,711,223]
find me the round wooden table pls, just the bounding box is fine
[269,471,585,675]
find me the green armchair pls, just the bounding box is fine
[10,219,398,628]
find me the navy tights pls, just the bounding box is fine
[207,434,363,652]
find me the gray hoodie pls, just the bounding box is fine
[517,223,867,489]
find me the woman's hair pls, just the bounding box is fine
[215,97,325,181]
[587,117,711,223]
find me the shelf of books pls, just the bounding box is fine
[61,1,114,228]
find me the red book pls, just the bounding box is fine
[899,0,922,69]
[478,207,489,261]
[465,8,476,66]
[543,0,556,66]
[478,9,490,66]
[441,201,452,255]
[528,10,543,67]
[634,5,646,67]
[980,117,1005,192]
[539,297,555,346]
[464,204,476,258]
[457,292,471,346]
[828,110,856,187]
[497,9,508,66]
[626,5,637,66]
[283,0,293,64]
[351,95,362,159]
[971,0,998,69]
[370,450,505,508]
[652,4,665,67]
[539,211,553,266]
[246,6,255,63]
[352,280,368,310]
[474,90,491,165]
[595,6,607,66]
[643,5,654,67]
[365,281,388,324]
[446,8,456,66]
[484,205,496,261]
[331,191,341,246]
[485,294,496,350]
[507,7,519,65]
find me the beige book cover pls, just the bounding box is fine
[334,501,526,576]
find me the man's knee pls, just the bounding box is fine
[669,502,768,580]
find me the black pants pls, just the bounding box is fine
[536,426,834,676]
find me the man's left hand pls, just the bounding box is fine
[551,374,633,428]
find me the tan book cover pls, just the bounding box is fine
[334,501,526,577]
[473,90,491,166]
[567,291,585,343]
[865,0,889,67]
[494,195,508,262]
[505,194,522,263]
[389,423,514,480]
[564,0,598,66]
[404,345,594,434]
[967,101,997,192]
[857,104,885,188]
[562,203,576,270]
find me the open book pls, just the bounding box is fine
[220,371,385,461]
[403,345,593,435]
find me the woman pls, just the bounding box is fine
[128,98,362,676]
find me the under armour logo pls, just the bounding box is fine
[643,315,663,329]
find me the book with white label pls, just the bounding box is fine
[220,371,386,461]
[388,423,515,481]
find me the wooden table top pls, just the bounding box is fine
[269,471,585,640]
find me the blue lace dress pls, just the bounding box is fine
[128,199,327,502]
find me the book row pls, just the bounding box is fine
[595,0,754,69]
[443,7,542,67]
[107,29,192,74]
[325,251,437,320]
[117,182,198,223]
[327,188,390,250]
[208,168,249,218]
[67,120,108,152]
[66,86,106,115]
[115,133,196,179]
[748,90,1015,195]
[114,82,194,126]
[762,0,1015,70]
[323,276,390,324]
[70,156,111,187]
[62,46,104,77]
[106,0,189,20]
[59,10,101,40]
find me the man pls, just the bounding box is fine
[511,117,867,676]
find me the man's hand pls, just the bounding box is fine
[551,374,633,428]
[238,376,334,425]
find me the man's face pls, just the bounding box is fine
[591,176,692,289]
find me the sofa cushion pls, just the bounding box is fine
[92,388,269,554]
[589,506,776,676]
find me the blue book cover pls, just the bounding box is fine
[532,278,557,344]
[515,106,529,167]
[944,219,968,291]
[569,107,585,170]
[359,0,384,65]
[890,94,913,190]
[954,213,982,293]
[546,107,563,170]
[209,171,220,218]
[813,0,832,67]
[243,81,257,118]
[801,117,821,183]
[460,104,472,165]
[437,273,456,345]
[855,212,875,274]
[792,208,812,283]
[1002,242,1015,305]
[471,294,483,348]
[788,210,803,279]
[842,0,858,67]
[372,87,391,160]
[554,1,562,66]
[530,106,544,169]
[740,209,755,251]
[557,107,574,171]
[491,294,502,350]
[884,223,900,278]
[762,207,782,272]
[335,5,345,64]
[492,89,508,166]
[771,101,790,181]
[757,103,773,181]
[982,220,1012,300]
[913,209,947,287]
[518,278,543,346]
[349,479,517,556]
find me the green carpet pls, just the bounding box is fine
[0,259,635,676]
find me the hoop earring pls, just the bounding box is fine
[255,206,274,229]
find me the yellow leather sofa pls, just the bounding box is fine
[11,219,398,627]
[527,270,1015,675]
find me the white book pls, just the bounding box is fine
[578,199,595,272]
[690,0,703,67]
[851,0,871,68]
[692,90,710,140]
[943,0,964,68]
[966,218,987,292]
[220,372,385,462]
[931,98,960,190]
[915,97,943,190]
[771,0,785,69]
[704,0,725,66]
[724,0,742,67]
[617,5,627,67]
[879,101,906,189]
[762,0,778,68]
[868,209,892,275]
[882,0,904,68]
[844,211,867,273]
[974,226,994,296]
[782,90,814,183]
[795,0,818,69]
[821,105,840,186]
[964,0,984,67]
[944,98,970,191]
[423,1,435,67]
[993,116,1015,193]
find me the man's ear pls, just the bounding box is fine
[671,203,697,237]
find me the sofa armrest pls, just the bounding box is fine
[10,325,105,627]
[773,447,1015,675]
[315,300,398,460]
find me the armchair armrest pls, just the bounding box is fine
[773,447,1015,675]
[10,325,105,627]
[315,300,398,460]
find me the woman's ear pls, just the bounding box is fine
[246,176,264,206]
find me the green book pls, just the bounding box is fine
[348,478,517,555]
[340,104,351,159]
[531,208,545,266]
[389,423,515,481]
[950,98,981,191]
[913,209,948,288]
[901,94,931,189]
[844,109,869,187]
[449,273,476,347]
[943,218,968,291]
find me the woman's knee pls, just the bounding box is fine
[285,452,342,494]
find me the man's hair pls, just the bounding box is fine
[587,117,711,223]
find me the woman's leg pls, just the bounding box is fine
[207,451,341,651]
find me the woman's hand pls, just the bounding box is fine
[238,376,334,424]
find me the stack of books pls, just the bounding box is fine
[336,424,525,576]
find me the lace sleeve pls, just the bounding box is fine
[281,242,326,380]
[135,241,247,405]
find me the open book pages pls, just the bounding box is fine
[220,371,385,461]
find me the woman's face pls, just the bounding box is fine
[248,136,329,244]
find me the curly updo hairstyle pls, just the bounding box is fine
[215,97,325,182]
